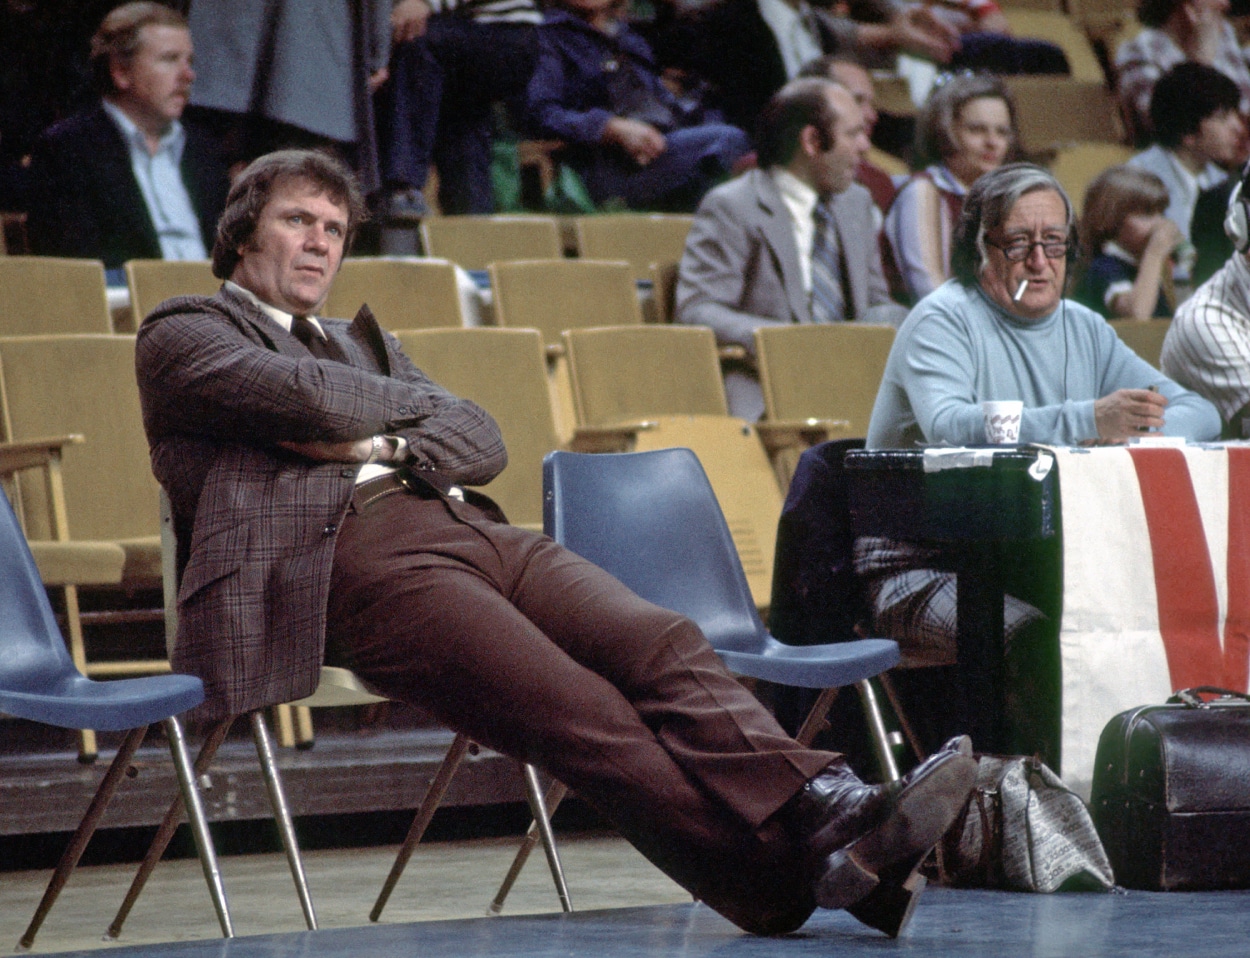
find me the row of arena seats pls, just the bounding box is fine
[0,317,1170,750]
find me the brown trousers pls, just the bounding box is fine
[324,485,839,934]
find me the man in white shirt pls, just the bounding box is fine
[676,77,907,419]
[27,2,228,272]
[1128,62,1247,282]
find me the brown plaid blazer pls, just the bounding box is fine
[135,286,506,720]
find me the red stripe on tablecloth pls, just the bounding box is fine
[1128,448,1224,690]
[1224,448,1250,692]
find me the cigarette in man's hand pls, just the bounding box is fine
[1013,279,1028,302]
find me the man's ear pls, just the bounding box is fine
[798,123,822,159]
[109,57,132,94]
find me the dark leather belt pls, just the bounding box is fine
[351,469,465,512]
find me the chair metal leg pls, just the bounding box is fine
[163,716,234,938]
[107,718,233,939]
[370,733,471,922]
[249,711,317,930]
[518,764,572,913]
[488,778,569,915]
[857,679,901,782]
[19,725,149,950]
[794,686,840,747]
[61,583,99,763]
[878,671,928,762]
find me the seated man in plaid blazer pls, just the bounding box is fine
[134,147,977,940]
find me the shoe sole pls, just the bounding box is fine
[814,751,976,912]
[845,855,927,937]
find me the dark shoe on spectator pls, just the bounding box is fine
[788,736,976,936]
[382,187,430,223]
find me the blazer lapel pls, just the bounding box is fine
[830,194,864,320]
[753,172,810,323]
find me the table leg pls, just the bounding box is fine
[955,546,1006,753]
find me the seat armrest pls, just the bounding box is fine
[0,434,85,475]
[569,420,659,453]
[755,419,850,457]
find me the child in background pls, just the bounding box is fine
[1075,165,1184,321]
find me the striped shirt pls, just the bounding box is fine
[1163,252,1250,432]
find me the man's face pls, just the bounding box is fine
[979,188,1070,322]
[1186,107,1249,169]
[829,61,878,137]
[809,86,869,197]
[110,24,195,133]
[231,178,348,316]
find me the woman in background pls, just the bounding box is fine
[883,73,1018,303]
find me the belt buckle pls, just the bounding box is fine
[395,468,420,493]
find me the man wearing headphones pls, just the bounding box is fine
[861,163,1219,756]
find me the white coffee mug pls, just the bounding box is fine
[982,400,1023,444]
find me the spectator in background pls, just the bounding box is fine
[26,1,228,271]
[883,73,1018,303]
[184,0,392,192]
[689,0,959,133]
[525,0,749,211]
[1115,0,1250,140]
[798,54,896,217]
[375,0,542,218]
[676,78,907,420]
[1075,165,1181,320]
[1127,63,1247,283]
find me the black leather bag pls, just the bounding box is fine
[1090,687,1250,890]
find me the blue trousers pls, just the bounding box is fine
[378,20,538,214]
[574,122,750,211]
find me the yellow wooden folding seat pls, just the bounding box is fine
[571,214,694,281]
[754,324,894,487]
[1000,10,1105,82]
[0,257,112,335]
[1004,77,1125,154]
[1109,319,1171,367]
[420,215,562,270]
[490,259,642,443]
[323,257,466,329]
[125,259,219,324]
[562,324,788,609]
[395,328,560,531]
[0,334,168,760]
[1049,143,1135,215]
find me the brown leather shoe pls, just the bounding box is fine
[812,736,976,916]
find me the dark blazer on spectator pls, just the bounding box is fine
[26,103,229,269]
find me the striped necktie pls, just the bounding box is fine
[810,202,846,324]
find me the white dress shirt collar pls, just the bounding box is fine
[226,280,327,338]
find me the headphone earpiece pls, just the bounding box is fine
[1225,168,1250,253]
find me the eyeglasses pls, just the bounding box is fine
[985,238,1072,262]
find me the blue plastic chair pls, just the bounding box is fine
[0,486,233,948]
[488,447,903,910]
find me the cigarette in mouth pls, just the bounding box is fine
[1013,279,1029,302]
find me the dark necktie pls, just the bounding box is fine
[291,315,338,360]
[810,202,847,324]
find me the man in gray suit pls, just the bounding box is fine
[676,78,906,420]
[136,149,975,941]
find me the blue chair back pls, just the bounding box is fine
[0,487,75,693]
[543,449,768,652]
